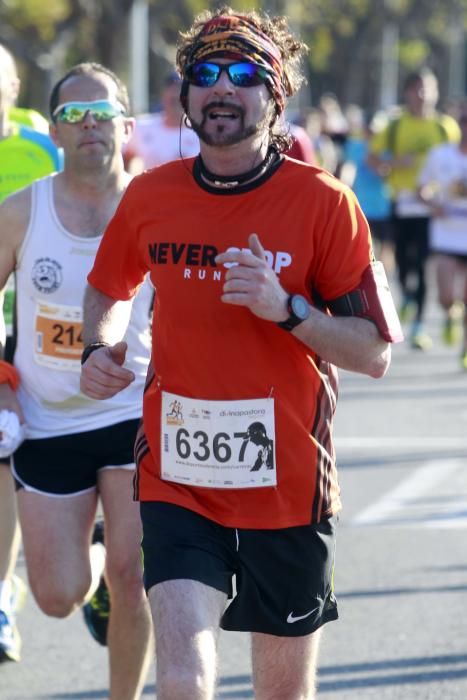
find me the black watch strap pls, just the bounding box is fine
[81,342,110,365]
[277,315,303,332]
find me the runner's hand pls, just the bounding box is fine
[215,234,289,322]
[80,341,135,399]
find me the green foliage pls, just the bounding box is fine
[1,0,70,40]
[309,27,333,72]
[348,0,370,14]
[335,16,356,38]
[2,0,467,112]
[388,0,410,13]
[399,39,429,68]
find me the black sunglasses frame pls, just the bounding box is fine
[185,62,269,89]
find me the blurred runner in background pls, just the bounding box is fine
[418,106,467,370]
[0,42,62,664]
[368,68,460,350]
[125,70,199,172]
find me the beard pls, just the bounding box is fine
[188,100,275,147]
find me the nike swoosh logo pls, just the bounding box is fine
[287,606,320,624]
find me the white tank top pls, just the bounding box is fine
[14,174,152,439]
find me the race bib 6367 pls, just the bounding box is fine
[161,391,276,489]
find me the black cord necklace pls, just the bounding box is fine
[197,147,279,189]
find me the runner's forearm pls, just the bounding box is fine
[293,309,390,378]
[82,284,133,346]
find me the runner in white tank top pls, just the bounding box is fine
[14,173,152,439]
[0,64,153,694]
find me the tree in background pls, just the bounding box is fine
[0,0,138,114]
[297,0,467,112]
[1,0,467,116]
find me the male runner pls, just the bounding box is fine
[81,9,402,700]
[368,68,459,349]
[0,63,152,698]
[418,107,467,369]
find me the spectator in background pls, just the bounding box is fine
[304,107,340,173]
[318,92,348,175]
[286,120,317,164]
[418,106,467,369]
[125,71,199,172]
[341,106,394,272]
[368,68,460,350]
[0,42,62,664]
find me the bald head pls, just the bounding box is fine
[0,44,17,78]
[0,44,20,117]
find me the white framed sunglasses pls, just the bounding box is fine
[52,99,126,123]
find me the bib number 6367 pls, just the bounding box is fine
[175,428,248,463]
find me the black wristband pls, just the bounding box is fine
[80,342,110,365]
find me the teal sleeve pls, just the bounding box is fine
[19,127,62,171]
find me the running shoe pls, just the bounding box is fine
[0,575,27,663]
[10,575,27,614]
[410,331,432,351]
[399,297,415,324]
[0,610,21,663]
[409,321,432,351]
[82,520,109,646]
[442,316,461,346]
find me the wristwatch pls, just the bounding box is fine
[277,294,311,331]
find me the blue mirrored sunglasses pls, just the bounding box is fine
[185,62,269,88]
[52,100,126,124]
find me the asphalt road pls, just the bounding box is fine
[2,274,467,700]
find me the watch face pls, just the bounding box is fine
[291,295,310,320]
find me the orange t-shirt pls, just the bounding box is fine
[88,156,372,529]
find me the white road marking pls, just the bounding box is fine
[352,459,467,529]
[335,437,467,450]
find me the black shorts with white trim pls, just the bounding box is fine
[140,501,338,637]
[12,418,141,496]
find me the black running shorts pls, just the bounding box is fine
[12,419,141,496]
[140,501,338,637]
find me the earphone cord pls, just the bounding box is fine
[179,112,194,177]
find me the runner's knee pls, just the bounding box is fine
[33,578,89,618]
[105,550,144,602]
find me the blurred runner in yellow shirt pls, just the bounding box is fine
[369,69,459,349]
[9,105,49,134]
